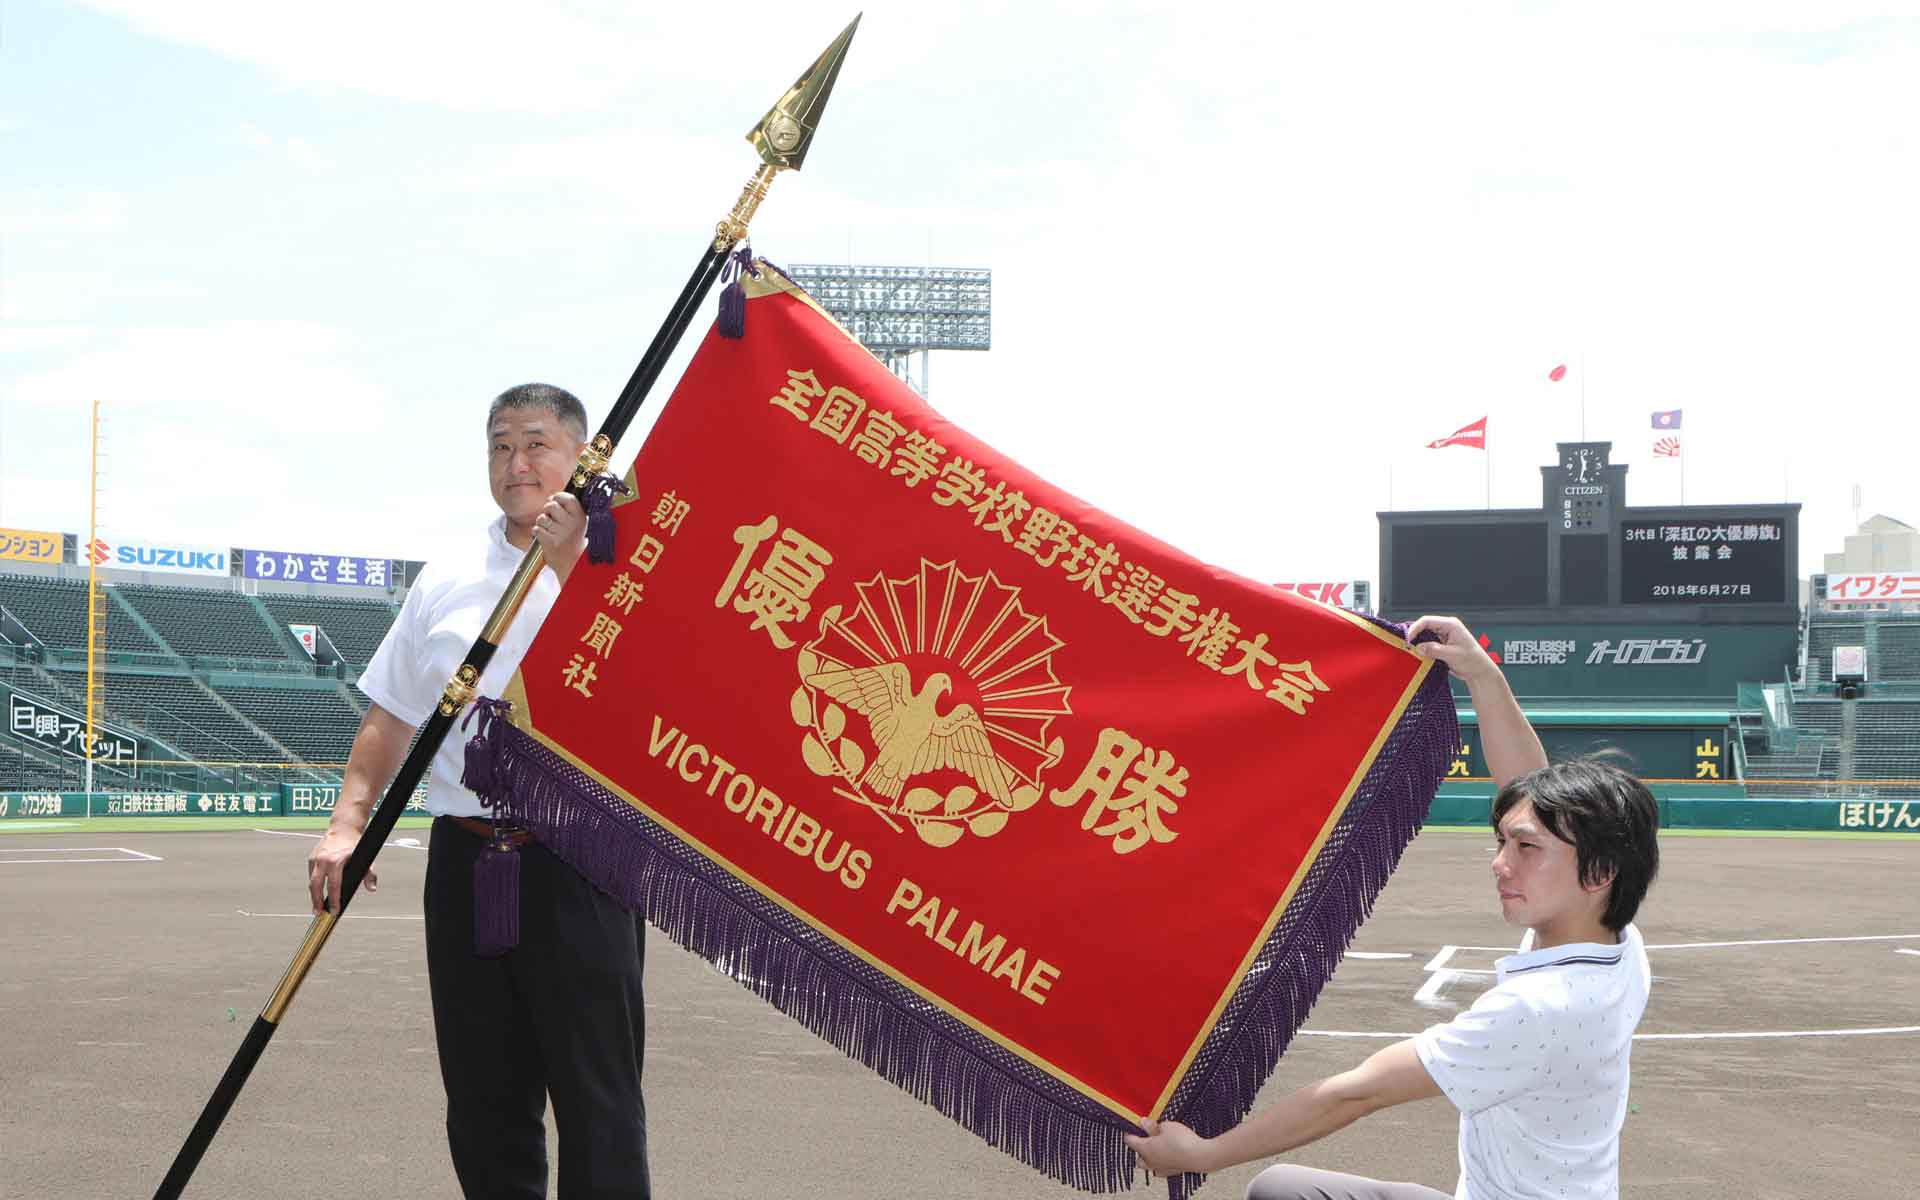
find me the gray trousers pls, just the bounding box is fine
[1246,1164,1452,1200]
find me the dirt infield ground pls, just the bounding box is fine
[1,826,1913,1199]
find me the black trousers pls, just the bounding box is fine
[425,817,651,1199]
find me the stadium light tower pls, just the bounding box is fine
[783,263,990,396]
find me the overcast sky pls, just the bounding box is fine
[4,1,1916,586]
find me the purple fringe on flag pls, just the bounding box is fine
[581,473,633,565]
[464,620,1456,1196]
[1154,619,1457,1199]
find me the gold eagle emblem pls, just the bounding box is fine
[804,662,1013,805]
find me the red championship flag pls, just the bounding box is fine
[1426,416,1487,450]
[467,263,1456,1195]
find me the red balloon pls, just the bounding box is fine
[1549,364,1568,381]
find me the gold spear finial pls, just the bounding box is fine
[717,15,861,248]
[747,14,861,172]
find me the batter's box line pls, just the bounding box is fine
[1301,1027,1920,1041]
[1415,944,1503,1009]
[1644,933,1920,950]
[0,846,162,864]
[1414,932,1920,1012]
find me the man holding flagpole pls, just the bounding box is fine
[306,384,653,1199]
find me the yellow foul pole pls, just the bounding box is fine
[86,399,101,800]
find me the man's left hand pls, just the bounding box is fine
[533,492,588,582]
[1124,1119,1215,1178]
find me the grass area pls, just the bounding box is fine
[0,816,436,836]
[1656,827,1920,840]
[1423,823,1920,841]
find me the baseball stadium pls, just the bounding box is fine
[4,446,1915,1197]
[6,8,1918,1200]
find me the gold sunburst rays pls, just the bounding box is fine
[802,559,1071,792]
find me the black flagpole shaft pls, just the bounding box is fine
[602,243,731,442]
[153,240,734,1200]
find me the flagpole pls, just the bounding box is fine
[150,19,862,1200]
[1579,351,1587,441]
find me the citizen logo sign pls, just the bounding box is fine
[1585,638,1707,666]
[1562,485,1604,496]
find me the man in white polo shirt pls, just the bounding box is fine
[305,383,651,1198]
[1127,615,1661,1200]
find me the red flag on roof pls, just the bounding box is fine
[1426,417,1488,450]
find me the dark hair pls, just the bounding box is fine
[1491,759,1660,932]
[486,383,589,443]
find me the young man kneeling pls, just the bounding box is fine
[1128,616,1661,1200]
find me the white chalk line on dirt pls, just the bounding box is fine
[1646,933,1920,950]
[1302,1027,1920,1041]
[0,846,161,864]
[234,909,422,920]
[252,828,424,849]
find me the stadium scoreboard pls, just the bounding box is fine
[1618,517,1789,604]
[1381,441,1799,616]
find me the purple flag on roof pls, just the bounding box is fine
[1651,409,1683,429]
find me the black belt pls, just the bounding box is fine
[447,816,535,846]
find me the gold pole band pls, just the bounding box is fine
[569,434,615,490]
[713,163,782,251]
[261,911,338,1024]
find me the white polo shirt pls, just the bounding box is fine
[1414,924,1650,1200]
[358,516,561,818]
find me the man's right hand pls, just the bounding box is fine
[307,825,376,915]
[1409,613,1547,784]
[1406,614,1502,688]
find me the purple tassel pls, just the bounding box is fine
[717,245,758,339]
[473,832,521,957]
[717,283,746,338]
[461,719,494,803]
[462,696,524,956]
[581,472,633,564]
[459,697,515,806]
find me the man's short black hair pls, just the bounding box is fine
[1491,759,1660,932]
[486,383,589,443]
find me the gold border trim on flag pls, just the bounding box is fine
[1148,653,1435,1117]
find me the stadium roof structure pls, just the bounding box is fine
[782,263,990,396]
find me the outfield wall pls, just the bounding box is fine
[1430,782,1920,834]
[8,784,1915,834]
[0,782,429,820]
[1449,711,1734,782]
